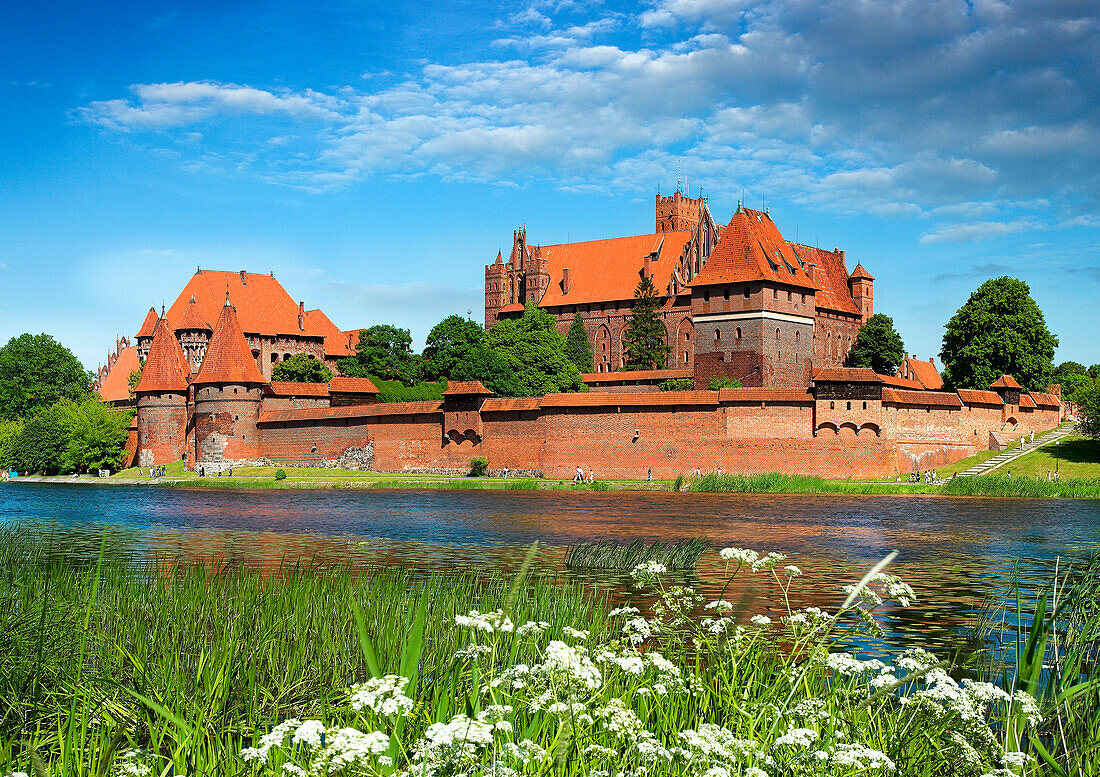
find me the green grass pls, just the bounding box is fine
[685,471,932,494]
[1001,435,1100,480]
[565,538,710,570]
[939,473,1100,499]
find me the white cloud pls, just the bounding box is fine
[918,220,1033,245]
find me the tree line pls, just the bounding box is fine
[0,334,133,474]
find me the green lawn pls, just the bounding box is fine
[1003,435,1100,480]
[934,439,1022,479]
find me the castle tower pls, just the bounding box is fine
[524,245,550,304]
[135,306,159,362]
[656,191,705,233]
[848,263,874,324]
[191,295,268,466]
[133,313,190,466]
[174,295,213,373]
[484,250,507,329]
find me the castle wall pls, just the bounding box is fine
[136,392,188,466]
[192,384,263,463]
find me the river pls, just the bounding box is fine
[3,482,1099,652]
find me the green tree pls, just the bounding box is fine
[271,354,333,383]
[847,314,906,376]
[338,325,421,384]
[563,313,594,373]
[63,399,134,472]
[1053,361,1092,401]
[1053,361,1087,381]
[422,315,484,380]
[940,277,1058,391]
[1089,364,1100,381]
[462,302,583,397]
[0,418,22,470]
[0,333,90,420]
[1079,379,1100,439]
[707,375,743,390]
[622,276,669,370]
[10,401,77,474]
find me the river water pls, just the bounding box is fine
[3,482,1099,652]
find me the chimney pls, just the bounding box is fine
[298,301,305,331]
[929,356,934,367]
[562,268,571,294]
[240,270,247,285]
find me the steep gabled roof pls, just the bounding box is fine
[991,375,1022,389]
[1031,392,1061,409]
[329,376,380,394]
[97,346,142,403]
[690,208,818,291]
[166,270,320,338]
[849,263,874,281]
[135,319,189,394]
[174,296,212,332]
[136,307,159,338]
[896,355,944,390]
[537,231,693,307]
[1018,394,1037,409]
[796,243,862,316]
[304,309,357,358]
[194,302,267,385]
[812,367,883,383]
[442,380,493,396]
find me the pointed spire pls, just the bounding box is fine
[137,306,159,339]
[194,301,266,385]
[134,317,189,394]
[175,294,212,332]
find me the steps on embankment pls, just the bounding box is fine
[958,424,1075,477]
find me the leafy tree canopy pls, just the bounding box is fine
[563,313,594,374]
[0,418,22,470]
[1078,379,1100,440]
[1053,361,1087,380]
[0,333,90,420]
[64,399,134,472]
[338,325,421,385]
[271,354,333,383]
[422,315,484,381]
[1059,373,1095,403]
[458,302,583,397]
[1090,365,1100,381]
[622,276,669,371]
[847,314,905,376]
[707,375,743,390]
[940,277,1058,391]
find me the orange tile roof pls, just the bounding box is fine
[97,345,142,403]
[481,397,542,412]
[882,389,963,408]
[258,400,442,424]
[812,367,883,383]
[798,243,862,316]
[498,303,526,313]
[135,319,189,394]
[539,390,719,407]
[136,307,159,338]
[1030,392,1060,409]
[305,309,357,358]
[957,389,1004,406]
[1018,394,1037,409]
[718,387,814,403]
[880,373,924,390]
[166,270,323,338]
[849,263,874,281]
[174,296,212,332]
[194,303,267,385]
[896,356,944,390]
[692,209,814,286]
[537,231,693,307]
[267,381,329,397]
[582,368,693,383]
[328,376,380,394]
[991,375,1022,389]
[442,380,493,396]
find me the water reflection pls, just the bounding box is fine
[4,483,1099,654]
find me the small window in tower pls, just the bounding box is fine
[773,289,778,300]
[847,401,852,410]
[736,327,742,339]
[830,401,835,410]
[787,291,792,302]
[703,290,710,302]
[863,401,867,409]
[776,328,781,339]
[235,415,238,421]
[795,331,800,342]
[724,288,730,301]
[684,351,690,364]
[685,331,690,341]
[715,329,721,341]
[234,387,238,394]
[744,287,750,298]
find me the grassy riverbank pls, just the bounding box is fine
[3,531,1098,775]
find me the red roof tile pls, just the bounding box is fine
[258,401,442,424]
[812,367,883,383]
[442,380,493,396]
[1030,392,1060,409]
[498,303,525,313]
[194,303,267,385]
[583,368,693,383]
[267,381,329,397]
[135,319,189,394]
[1018,394,1037,408]
[538,231,694,307]
[305,309,357,358]
[691,210,816,291]
[881,373,924,390]
[718,387,814,403]
[328,376,380,394]
[136,307,159,338]
[882,389,963,408]
[174,296,212,332]
[957,389,1004,406]
[896,356,944,390]
[481,397,542,412]
[991,375,1022,389]
[539,390,719,407]
[97,346,142,403]
[849,263,874,281]
[166,270,322,338]
[800,243,863,316]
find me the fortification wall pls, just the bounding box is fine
[193,385,263,462]
[136,393,187,466]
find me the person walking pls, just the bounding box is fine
[647,467,652,482]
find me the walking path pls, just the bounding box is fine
[957,423,1075,477]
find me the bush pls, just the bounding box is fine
[707,374,743,390]
[658,378,694,391]
[673,473,685,492]
[469,457,488,477]
[274,469,287,481]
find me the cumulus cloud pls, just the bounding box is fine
[918,220,1033,245]
[77,0,1100,216]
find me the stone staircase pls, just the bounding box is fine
[957,423,1075,477]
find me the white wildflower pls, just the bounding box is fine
[783,565,802,578]
[562,626,589,640]
[595,698,644,738]
[752,552,788,572]
[896,648,937,672]
[704,599,734,612]
[719,547,759,565]
[291,719,325,748]
[515,621,549,636]
[631,560,668,584]
[750,614,772,627]
[774,728,819,748]
[609,606,640,617]
[350,675,414,717]
[455,609,515,633]
[828,743,896,771]
[623,616,656,645]
[543,640,602,689]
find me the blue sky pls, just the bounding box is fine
[1,0,1097,372]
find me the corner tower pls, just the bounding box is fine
[656,191,705,233]
[191,294,268,466]
[134,315,190,466]
[848,263,874,324]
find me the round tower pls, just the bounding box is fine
[134,316,190,466]
[191,294,268,466]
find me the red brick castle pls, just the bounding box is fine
[486,192,872,388]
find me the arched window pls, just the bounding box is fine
[684,330,691,341]
[776,328,781,339]
[714,329,721,341]
[863,401,867,409]
[787,291,792,302]
[846,401,851,410]
[736,327,742,339]
[773,289,778,300]
[795,331,800,343]
[830,401,835,410]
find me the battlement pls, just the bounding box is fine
[656,191,706,233]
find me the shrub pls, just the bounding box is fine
[274,469,287,481]
[673,473,685,492]
[469,457,488,477]
[707,374,743,390]
[658,377,694,391]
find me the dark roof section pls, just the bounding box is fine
[194,302,267,385]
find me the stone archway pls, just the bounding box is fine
[595,324,611,371]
